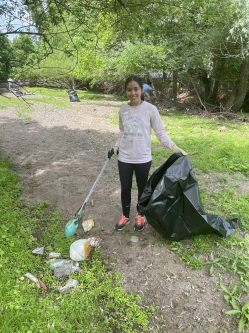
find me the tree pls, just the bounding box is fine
[2,0,249,112]
[10,34,36,78]
[0,35,11,79]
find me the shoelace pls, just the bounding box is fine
[136,215,144,226]
[118,215,128,225]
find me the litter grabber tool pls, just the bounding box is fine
[65,156,111,238]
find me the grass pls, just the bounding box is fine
[0,96,22,110]
[26,87,121,101]
[1,88,249,332]
[0,156,155,333]
[151,111,249,175]
[0,87,123,111]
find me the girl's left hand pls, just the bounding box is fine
[171,144,187,155]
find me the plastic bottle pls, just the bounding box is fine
[49,252,61,258]
[54,263,81,278]
[57,279,79,293]
[70,239,91,261]
[49,259,73,270]
[24,273,41,288]
[32,247,44,255]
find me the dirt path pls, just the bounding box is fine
[0,95,238,333]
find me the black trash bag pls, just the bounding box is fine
[13,86,23,96]
[68,89,80,102]
[137,152,237,241]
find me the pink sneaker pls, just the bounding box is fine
[135,214,145,232]
[115,215,130,231]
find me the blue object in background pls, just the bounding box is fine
[142,83,152,94]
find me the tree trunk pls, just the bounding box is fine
[209,58,224,103]
[226,56,249,112]
[172,70,178,104]
[188,68,210,101]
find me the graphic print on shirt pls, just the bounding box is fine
[123,115,144,144]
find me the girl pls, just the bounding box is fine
[109,75,186,232]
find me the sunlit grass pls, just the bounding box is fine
[26,86,121,100]
[151,111,249,175]
[0,95,26,110]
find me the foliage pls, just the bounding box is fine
[221,283,249,332]
[10,35,37,78]
[0,35,11,79]
[2,0,249,108]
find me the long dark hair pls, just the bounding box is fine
[124,75,144,100]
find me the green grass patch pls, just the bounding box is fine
[23,96,71,107]
[13,87,124,109]
[105,111,119,125]
[26,87,69,97]
[0,154,155,333]
[220,190,249,231]
[0,95,27,110]
[151,111,249,175]
[26,87,120,101]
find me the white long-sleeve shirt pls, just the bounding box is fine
[115,101,175,163]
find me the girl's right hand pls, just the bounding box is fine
[108,146,119,158]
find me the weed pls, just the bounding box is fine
[23,160,32,169]
[121,226,127,234]
[205,251,227,275]
[105,112,119,125]
[221,283,249,332]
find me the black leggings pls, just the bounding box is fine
[118,160,152,218]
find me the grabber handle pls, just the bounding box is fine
[77,157,111,216]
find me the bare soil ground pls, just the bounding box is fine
[0,93,243,333]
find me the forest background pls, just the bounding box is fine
[1,0,249,113]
